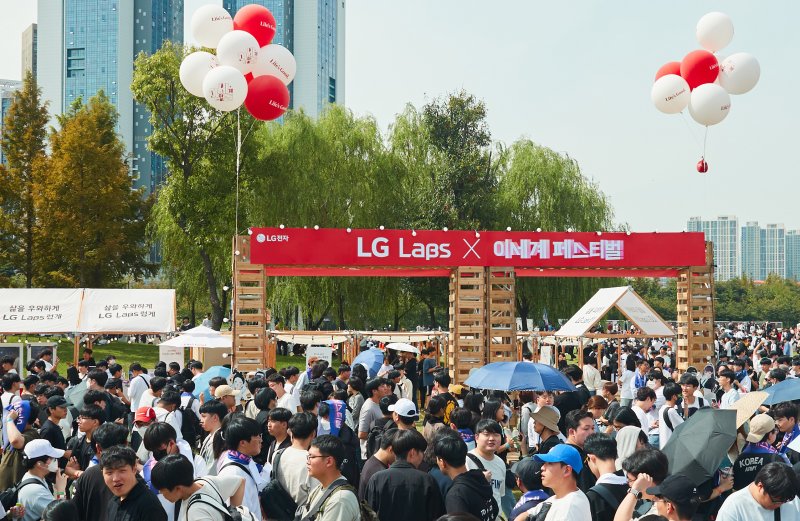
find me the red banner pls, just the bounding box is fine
[249,228,707,268]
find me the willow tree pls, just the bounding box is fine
[495,139,618,329]
[249,106,412,329]
[131,41,257,329]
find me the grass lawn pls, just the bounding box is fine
[2,336,303,375]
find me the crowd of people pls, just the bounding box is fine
[0,323,799,520]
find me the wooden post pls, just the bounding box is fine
[448,266,487,384]
[675,242,715,371]
[231,235,270,372]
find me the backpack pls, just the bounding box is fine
[259,449,298,521]
[187,476,257,521]
[297,478,378,521]
[180,396,202,449]
[335,422,361,488]
[365,418,391,460]
[587,484,621,511]
[0,477,47,511]
[675,397,706,419]
[441,393,458,425]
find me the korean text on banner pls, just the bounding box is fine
[0,289,83,333]
[159,344,185,370]
[78,289,176,333]
[306,345,333,367]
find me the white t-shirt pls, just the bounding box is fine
[277,391,300,412]
[720,388,741,409]
[181,475,243,521]
[128,374,151,413]
[658,403,683,449]
[217,456,268,518]
[633,404,657,435]
[277,446,320,507]
[466,450,506,521]
[527,490,591,521]
[717,486,800,521]
[154,407,183,440]
[619,370,634,400]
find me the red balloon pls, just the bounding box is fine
[696,158,709,173]
[245,75,289,121]
[233,4,276,47]
[680,50,719,90]
[655,61,681,82]
[244,72,254,83]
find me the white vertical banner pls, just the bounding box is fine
[0,289,83,333]
[78,289,176,333]
[306,345,333,367]
[159,345,185,370]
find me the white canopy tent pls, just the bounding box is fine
[160,326,232,349]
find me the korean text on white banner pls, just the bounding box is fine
[306,345,333,367]
[78,289,176,333]
[159,345,185,370]
[0,289,83,333]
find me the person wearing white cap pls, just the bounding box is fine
[388,398,419,431]
[19,439,67,521]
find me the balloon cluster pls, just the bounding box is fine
[180,4,296,121]
[650,12,760,172]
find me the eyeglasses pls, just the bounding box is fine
[307,454,327,461]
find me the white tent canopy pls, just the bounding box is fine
[160,325,232,349]
[555,286,674,338]
[363,332,447,343]
[271,332,349,345]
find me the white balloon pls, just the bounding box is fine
[202,65,248,112]
[688,83,731,126]
[719,53,760,95]
[251,44,297,85]
[216,30,260,74]
[179,51,219,97]
[696,12,734,53]
[190,5,233,49]
[651,74,690,115]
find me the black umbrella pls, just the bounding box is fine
[661,408,737,486]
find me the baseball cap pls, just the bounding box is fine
[46,396,68,409]
[746,414,776,443]
[214,385,241,398]
[450,384,464,397]
[24,439,65,460]
[512,457,544,490]
[534,444,583,473]
[388,398,419,418]
[134,406,156,423]
[647,474,696,505]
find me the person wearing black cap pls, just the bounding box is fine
[646,473,699,521]
[39,395,71,468]
[509,458,549,520]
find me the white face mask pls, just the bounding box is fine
[47,459,58,473]
[646,380,656,389]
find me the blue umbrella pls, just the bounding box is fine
[352,348,385,378]
[464,362,576,392]
[763,379,800,406]
[192,365,232,401]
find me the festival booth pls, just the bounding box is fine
[160,325,232,370]
[0,288,177,366]
[553,286,676,373]
[233,228,714,383]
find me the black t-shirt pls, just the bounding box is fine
[39,419,67,468]
[405,358,418,381]
[67,434,96,471]
[586,483,628,521]
[72,463,114,521]
[537,434,563,455]
[358,455,389,500]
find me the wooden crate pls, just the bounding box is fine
[676,242,715,371]
[231,235,272,371]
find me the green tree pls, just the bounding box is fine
[495,139,619,328]
[131,41,248,329]
[35,93,154,286]
[0,70,49,287]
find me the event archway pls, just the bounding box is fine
[232,228,714,383]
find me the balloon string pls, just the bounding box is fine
[703,126,709,161]
[679,111,703,148]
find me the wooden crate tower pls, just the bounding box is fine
[675,242,715,371]
[487,268,517,363]
[448,267,487,384]
[232,235,272,372]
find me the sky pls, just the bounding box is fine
[1,1,797,233]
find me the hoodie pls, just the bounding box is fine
[615,426,643,470]
[445,469,499,521]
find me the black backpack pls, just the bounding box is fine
[180,396,202,449]
[0,478,47,511]
[259,449,297,521]
[335,422,361,488]
[365,418,392,460]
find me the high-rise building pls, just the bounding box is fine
[21,24,38,79]
[223,0,344,117]
[0,80,23,166]
[740,221,762,280]
[687,216,738,281]
[37,0,183,194]
[761,223,786,279]
[787,230,800,282]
